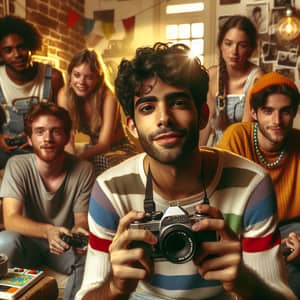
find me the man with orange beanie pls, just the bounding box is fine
[217,71,300,298]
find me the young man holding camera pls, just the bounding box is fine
[76,43,295,299]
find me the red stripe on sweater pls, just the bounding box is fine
[89,232,112,253]
[242,231,281,252]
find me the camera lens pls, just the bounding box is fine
[160,225,196,264]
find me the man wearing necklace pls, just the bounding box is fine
[217,71,300,298]
[76,43,295,300]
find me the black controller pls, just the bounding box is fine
[61,233,88,248]
[5,136,27,147]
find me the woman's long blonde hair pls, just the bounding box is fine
[66,49,113,134]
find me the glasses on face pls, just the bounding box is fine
[32,127,65,137]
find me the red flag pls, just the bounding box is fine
[67,10,81,28]
[122,16,135,33]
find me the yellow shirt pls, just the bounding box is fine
[217,122,300,222]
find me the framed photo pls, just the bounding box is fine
[246,2,269,34]
[274,0,291,7]
[262,42,278,62]
[277,50,298,68]
[220,0,240,4]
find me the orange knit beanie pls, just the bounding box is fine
[249,72,299,102]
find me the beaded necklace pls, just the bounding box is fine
[253,122,285,168]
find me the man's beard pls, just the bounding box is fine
[137,123,199,165]
[257,122,289,147]
[33,144,64,163]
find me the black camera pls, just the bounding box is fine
[5,136,27,147]
[129,205,217,264]
[61,233,88,248]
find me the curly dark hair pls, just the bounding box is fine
[251,84,300,113]
[0,15,42,51]
[115,42,209,119]
[24,102,72,137]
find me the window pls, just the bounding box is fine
[160,0,216,66]
[166,22,204,60]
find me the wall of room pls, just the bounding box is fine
[216,0,300,89]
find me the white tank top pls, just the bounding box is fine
[0,63,46,105]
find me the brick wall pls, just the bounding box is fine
[26,0,85,76]
[1,0,86,77]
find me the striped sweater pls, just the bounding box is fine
[76,148,293,300]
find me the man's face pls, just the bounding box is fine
[27,115,69,163]
[251,93,296,149]
[127,77,200,164]
[0,34,31,72]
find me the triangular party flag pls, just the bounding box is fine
[82,17,95,35]
[101,22,115,40]
[94,10,114,23]
[122,16,135,33]
[67,10,81,28]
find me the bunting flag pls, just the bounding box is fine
[101,22,115,40]
[82,17,95,35]
[122,16,135,41]
[66,9,137,41]
[67,10,81,28]
[94,9,115,40]
[122,16,135,33]
[94,9,114,23]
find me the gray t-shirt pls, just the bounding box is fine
[0,153,95,229]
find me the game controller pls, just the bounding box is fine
[5,136,27,147]
[60,233,88,248]
[282,244,294,257]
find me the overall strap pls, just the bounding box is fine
[243,67,260,94]
[0,84,6,104]
[43,64,52,100]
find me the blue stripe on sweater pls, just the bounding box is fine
[243,176,277,228]
[149,273,220,290]
[89,195,119,231]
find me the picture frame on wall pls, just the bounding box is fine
[246,2,269,34]
[277,50,298,68]
[220,0,240,4]
[274,0,291,7]
[262,42,278,62]
[270,8,286,34]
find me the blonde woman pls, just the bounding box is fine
[58,49,136,175]
[199,15,264,146]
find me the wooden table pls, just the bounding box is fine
[18,276,58,300]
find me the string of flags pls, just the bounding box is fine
[67,9,135,42]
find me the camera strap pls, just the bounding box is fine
[144,167,156,214]
[144,165,210,213]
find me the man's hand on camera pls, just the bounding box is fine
[192,204,242,293]
[108,211,157,297]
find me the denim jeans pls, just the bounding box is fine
[0,230,86,300]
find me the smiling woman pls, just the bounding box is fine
[57,49,137,175]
